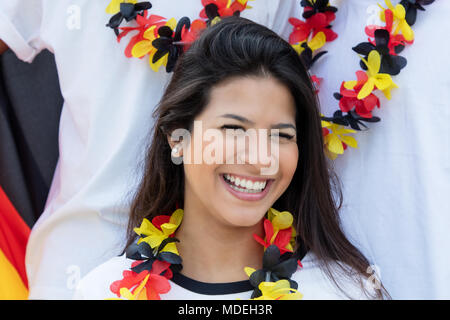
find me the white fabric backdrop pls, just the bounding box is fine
[310,0,450,299]
[0,0,448,299]
[0,0,300,299]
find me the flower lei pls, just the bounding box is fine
[105,0,434,160]
[105,0,254,72]
[109,208,304,300]
[311,0,435,159]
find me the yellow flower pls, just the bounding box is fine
[131,26,157,59]
[237,0,254,9]
[244,267,256,278]
[267,208,293,230]
[105,0,138,15]
[267,208,295,251]
[252,280,303,300]
[379,0,414,41]
[131,26,162,72]
[322,120,358,160]
[210,16,222,26]
[292,31,326,55]
[131,18,177,72]
[344,50,398,100]
[134,208,184,255]
[289,226,297,250]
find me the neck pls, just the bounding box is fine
[175,201,264,283]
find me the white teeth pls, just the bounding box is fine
[223,174,268,192]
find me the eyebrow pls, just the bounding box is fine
[219,114,296,130]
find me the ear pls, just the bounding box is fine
[166,133,183,157]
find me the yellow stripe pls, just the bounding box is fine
[0,249,28,300]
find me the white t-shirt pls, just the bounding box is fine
[73,251,376,300]
[0,0,301,299]
[307,0,450,299]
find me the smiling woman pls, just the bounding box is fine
[74,16,389,300]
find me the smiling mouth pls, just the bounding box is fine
[221,173,270,194]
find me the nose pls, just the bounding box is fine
[233,130,280,177]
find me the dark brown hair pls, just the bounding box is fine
[125,16,389,299]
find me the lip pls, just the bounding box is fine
[220,173,274,202]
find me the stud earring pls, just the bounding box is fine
[171,144,183,165]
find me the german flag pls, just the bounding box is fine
[0,186,30,299]
[0,47,62,300]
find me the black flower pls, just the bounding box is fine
[301,0,337,19]
[152,17,191,73]
[400,0,435,26]
[352,29,407,75]
[248,245,299,299]
[298,42,328,70]
[126,237,182,274]
[106,2,152,36]
[322,109,381,131]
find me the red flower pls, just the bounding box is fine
[311,75,322,94]
[253,219,293,255]
[151,215,171,229]
[288,18,310,44]
[338,72,380,118]
[116,11,166,57]
[181,19,207,49]
[110,260,172,300]
[289,11,337,45]
[110,269,147,297]
[365,9,413,55]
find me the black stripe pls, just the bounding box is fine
[170,273,254,295]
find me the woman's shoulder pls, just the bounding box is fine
[73,254,132,300]
[293,251,380,300]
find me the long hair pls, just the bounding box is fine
[125,16,389,299]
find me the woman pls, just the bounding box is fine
[74,16,388,300]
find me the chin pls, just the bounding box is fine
[216,204,268,228]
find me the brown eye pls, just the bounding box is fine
[271,132,295,140]
[221,124,245,131]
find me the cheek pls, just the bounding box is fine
[183,132,221,196]
[278,144,299,187]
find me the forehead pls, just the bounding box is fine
[197,76,296,124]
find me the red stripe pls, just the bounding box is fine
[0,186,30,288]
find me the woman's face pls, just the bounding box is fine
[178,76,298,228]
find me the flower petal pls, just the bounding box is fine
[367,50,381,76]
[134,218,160,237]
[357,77,376,100]
[308,32,326,52]
[326,134,344,155]
[169,209,184,227]
[244,267,256,278]
[131,40,154,58]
